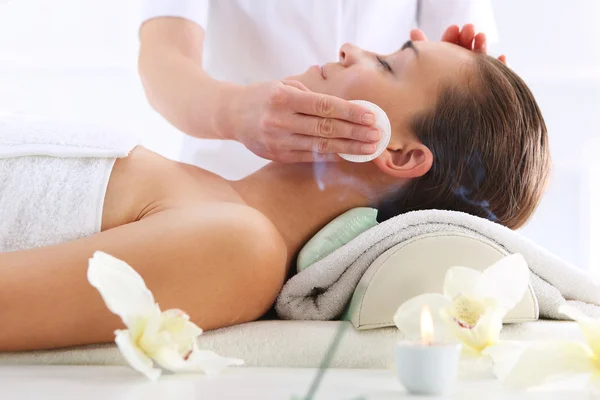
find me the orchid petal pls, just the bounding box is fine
[559,305,600,358]
[160,309,203,338]
[88,251,158,327]
[137,312,167,354]
[114,329,161,381]
[458,348,495,380]
[136,311,201,356]
[482,341,530,380]
[442,305,504,353]
[484,254,530,310]
[394,294,451,341]
[151,346,188,371]
[590,372,600,395]
[158,309,203,355]
[448,294,488,327]
[186,349,245,377]
[504,341,595,388]
[153,346,244,377]
[469,306,505,350]
[443,267,489,300]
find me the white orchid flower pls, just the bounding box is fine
[505,304,600,391]
[88,251,244,380]
[393,254,530,372]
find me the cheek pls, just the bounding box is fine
[329,70,380,99]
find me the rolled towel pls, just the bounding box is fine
[275,209,600,321]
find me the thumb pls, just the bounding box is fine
[410,29,427,41]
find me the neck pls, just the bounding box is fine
[231,161,404,262]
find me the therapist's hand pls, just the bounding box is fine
[228,80,380,163]
[411,24,508,65]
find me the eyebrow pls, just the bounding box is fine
[401,40,419,57]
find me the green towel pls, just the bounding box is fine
[297,207,378,272]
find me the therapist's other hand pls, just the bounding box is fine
[410,24,508,65]
[230,80,380,163]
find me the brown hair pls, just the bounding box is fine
[377,54,551,229]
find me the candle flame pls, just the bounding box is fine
[420,306,434,345]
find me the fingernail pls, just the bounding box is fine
[367,130,381,141]
[362,113,375,125]
[362,144,376,154]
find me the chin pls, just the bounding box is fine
[286,67,327,91]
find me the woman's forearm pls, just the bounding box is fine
[138,18,242,140]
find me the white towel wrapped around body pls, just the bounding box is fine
[0,114,139,251]
[275,210,600,321]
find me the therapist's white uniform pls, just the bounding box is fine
[141,0,498,180]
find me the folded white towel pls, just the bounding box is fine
[0,321,584,368]
[0,114,139,251]
[275,210,600,321]
[0,113,139,158]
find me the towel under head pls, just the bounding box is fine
[275,209,600,322]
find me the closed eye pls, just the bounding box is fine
[400,40,419,57]
[376,56,392,73]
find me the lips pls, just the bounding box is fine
[310,64,327,80]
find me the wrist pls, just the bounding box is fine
[213,82,246,141]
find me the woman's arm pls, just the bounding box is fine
[137,17,378,163]
[138,17,242,140]
[0,204,287,352]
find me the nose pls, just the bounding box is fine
[339,43,361,67]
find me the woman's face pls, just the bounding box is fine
[289,41,476,137]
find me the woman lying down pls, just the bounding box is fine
[0,27,550,352]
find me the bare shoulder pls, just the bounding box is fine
[157,203,290,297]
[103,146,289,272]
[143,201,288,275]
[209,203,288,268]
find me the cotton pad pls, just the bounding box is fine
[338,100,391,163]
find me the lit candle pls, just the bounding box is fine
[420,306,434,346]
[395,306,461,395]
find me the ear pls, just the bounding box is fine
[373,141,433,179]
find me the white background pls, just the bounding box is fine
[0,0,598,273]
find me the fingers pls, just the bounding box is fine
[458,24,476,50]
[283,114,380,144]
[420,23,503,66]
[288,134,378,155]
[410,29,427,41]
[441,25,460,43]
[474,32,487,53]
[279,151,340,163]
[288,89,376,126]
[281,80,309,91]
